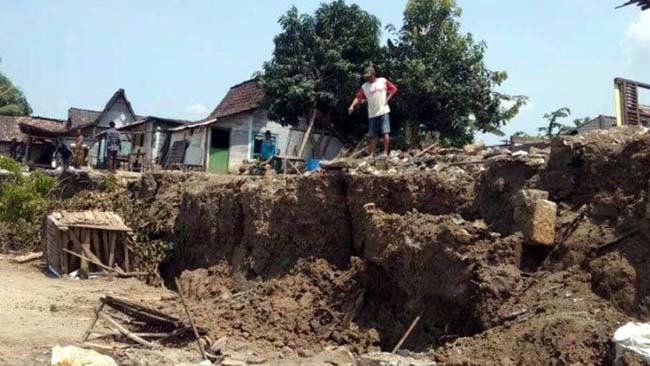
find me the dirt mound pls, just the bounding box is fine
[176,258,377,353]
[356,208,523,350]
[433,270,628,365]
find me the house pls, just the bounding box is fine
[567,115,618,135]
[117,116,189,170]
[17,116,69,167]
[67,89,141,168]
[168,80,343,174]
[0,115,26,157]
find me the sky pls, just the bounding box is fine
[1,1,648,144]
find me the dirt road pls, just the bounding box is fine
[0,258,171,366]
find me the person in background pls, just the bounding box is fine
[73,129,85,168]
[106,121,121,171]
[260,130,278,160]
[348,66,398,157]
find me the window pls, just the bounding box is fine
[251,131,278,159]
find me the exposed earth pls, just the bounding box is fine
[4,127,650,365]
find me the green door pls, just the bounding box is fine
[209,128,230,174]
[209,147,229,174]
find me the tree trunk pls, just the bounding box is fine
[297,109,317,158]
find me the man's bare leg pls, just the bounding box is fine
[383,134,390,156]
[368,137,377,157]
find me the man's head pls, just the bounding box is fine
[76,129,83,136]
[364,66,376,82]
[264,130,272,140]
[109,121,116,128]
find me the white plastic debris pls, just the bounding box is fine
[51,345,118,366]
[612,322,650,363]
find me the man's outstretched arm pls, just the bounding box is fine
[348,89,366,114]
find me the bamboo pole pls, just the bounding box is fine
[175,278,208,360]
[392,315,421,354]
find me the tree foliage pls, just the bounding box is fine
[260,0,527,148]
[538,107,571,137]
[0,71,32,116]
[258,1,381,143]
[385,0,527,146]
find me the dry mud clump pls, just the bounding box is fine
[175,258,378,353]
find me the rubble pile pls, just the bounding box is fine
[174,258,378,353]
[55,126,650,364]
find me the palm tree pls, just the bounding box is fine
[0,72,32,116]
[537,107,571,137]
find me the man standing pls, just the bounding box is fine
[105,121,121,171]
[348,66,398,157]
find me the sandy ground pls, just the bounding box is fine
[0,257,173,366]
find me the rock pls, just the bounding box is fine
[210,336,228,354]
[51,345,117,366]
[358,352,437,366]
[463,141,486,155]
[513,189,557,246]
[221,359,246,366]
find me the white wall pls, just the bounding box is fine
[286,129,343,160]
[169,127,208,167]
[98,97,136,128]
[214,112,252,171]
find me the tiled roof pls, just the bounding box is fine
[18,116,69,137]
[68,107,102,129]
[0,115,25,142]
[571,115,617,135]
[618,0,650,10]
[207,80,264,120]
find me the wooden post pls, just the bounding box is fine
[297,110,317,159]
[175,278,208,360]
[61,231,69,274]
[92,229,101,265]
[108,232,117,268]
[102,231,110,264]
[392,315,421,354]
[124,235,130,273]
[82,302,105,342]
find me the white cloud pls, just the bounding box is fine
[185,103,208,116]
[622,12,650,66]
[626,12,650,44]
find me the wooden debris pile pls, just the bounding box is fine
[83,296,207,350]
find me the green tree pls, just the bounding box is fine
[0,71,32,116]
[538,107,571,137]
[385,0,527,146]
[258,1,381,157]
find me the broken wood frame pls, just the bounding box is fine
[615,78,650,127]
[46,211,133,277]
[83,296,207,349]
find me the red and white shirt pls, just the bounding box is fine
[356,78,398,118]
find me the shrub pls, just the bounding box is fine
[0,157,56,251]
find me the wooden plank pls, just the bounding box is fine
[61,231,69,274]
[102,230,110,264]
[108,232,117,268]
[12,252,42,264]
[124,239,130,273]
[97,311,159,349]
[82,302,105,342]
[62,249,129,276]
[92,229,101,264]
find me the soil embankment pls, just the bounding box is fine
[54,126,650,364]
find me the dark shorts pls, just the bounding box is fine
[368,113,391,137]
